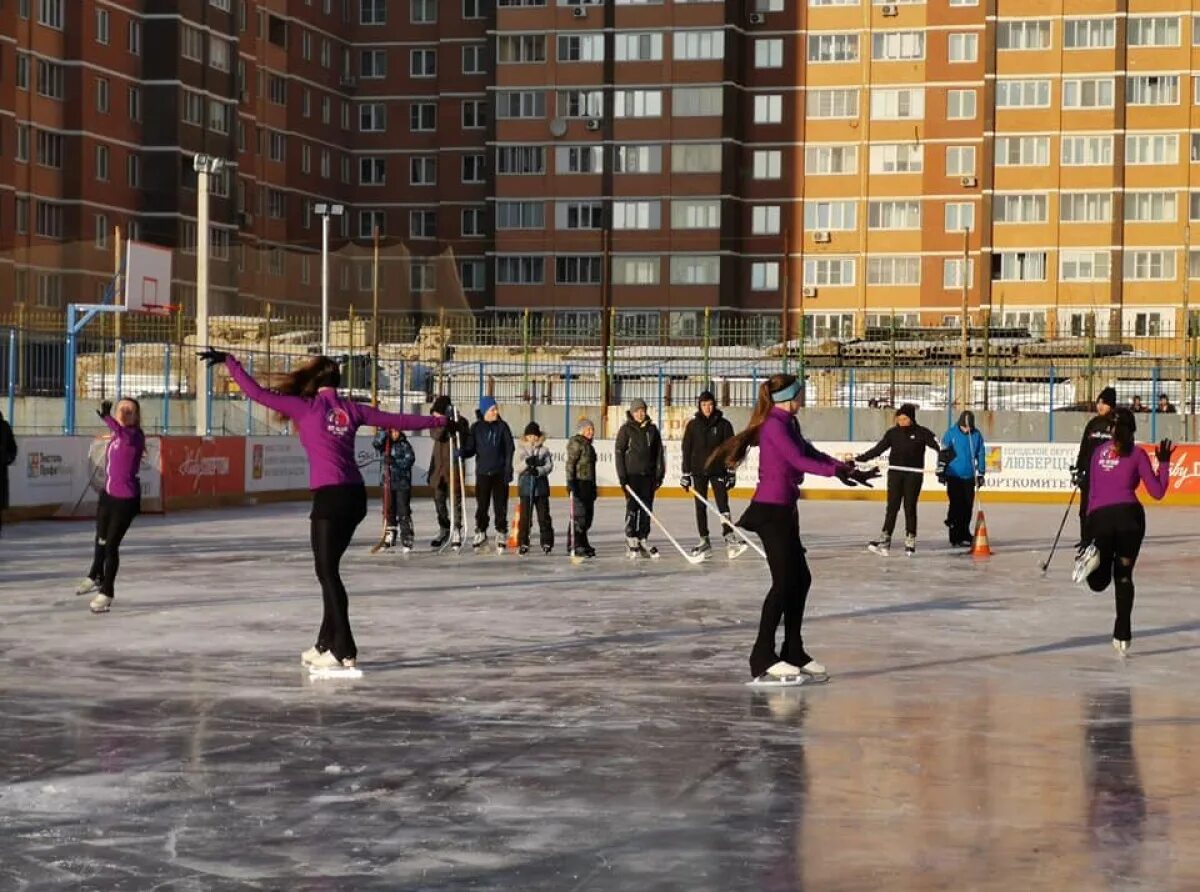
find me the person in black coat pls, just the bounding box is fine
[1073,386,1117,549]
[0,411,15,537]
[680,390,736,555]
[428,395,472,549]
[468,396,515,550]
[615,398,665,557]
[855,403,940,556]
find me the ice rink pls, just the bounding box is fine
[2,495,1200,890]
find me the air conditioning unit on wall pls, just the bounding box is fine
[960,176,978,187]
[802,286,818,298]
[748,12,765,23]
[881,4,899,15]
[813,231,831,243]
[572,6,587,17]
[585,118,602,131]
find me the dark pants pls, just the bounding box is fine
[740,502,813,677]
[518,494,554,549]
[944,476,976,543]
[474,472,509,534]
[384,485,413,538]
[882,470,923,538]
[310,484,368,661]
[1086,504,1146,643]
[1078,482,1092,543]
[624,475,656,540]
[87,492,140,597]
[433,476,466,532]
[692,474,732,538]
[571,481,596,551]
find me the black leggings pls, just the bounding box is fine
[882,470,923,538]
[740,501,813,677]
[944,476,975,543]
[474,472,509,534]
[87,493,140,597]
[1086,504,1146,643]
[691,474,732,538]
[310,484,368,661]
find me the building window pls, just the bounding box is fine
[1061,192,1112,222]
[211,37,232,71]
[670,256,721,285]
[613,200,660,229]
[1127,134,1178,165]
[36,130,64,168]
[996,20,1051,50]
[1127,75,1179,106]
[614,89,663,118]
[1062,135,1112,166]
[754,94,783,124]
[463,0,484,18]
[947,89,976,119]
[462,208,484,236]
[35,201,65,239]
[615,33,663,61]
[673,87,723,117]
[96,77,110,113]
[755,38,784,68]
[460,260,486,291]
[557,145,604,173]
[614,145,662,173]
[16,54,29,89]
[944,202,974,232]
[673,30,724,60]
[948,33,978,61]
[410,48,437,77]
[670,200,720,229]
[556,256,603,285]
[496,256,545,285]
[943,259,975,289]
[869,144,921,173]
[1060,250,1111,282]
[410,156,436,185]
[182,25,204,61]
[359,210,386,238]
[36,60,65,99]
[408,103,434,131]
[558,90,604,118]
[872,31,924,61]
[462,99,487,128]
[992,251,1047,282]
[613,257,660,285]
[462,154,485,183]
[803,257,855,286]
[96,145,110,181]
[14,198,28,233]
[497,35,547,63]
[867,256,920,286]
[409,210,437,239]
[1123,250,1175,280]
[995,136,1050,166]
[497,91,546,119]
[96,214,109,249]
[804,200,857,230]
[945,145,975,175]
[496,146,546,174]
[127,154,140,187]
[753,149,782,179]
[268,131,286,161]
[994,194,1048,223]
[806,88,858,118]
[267,189,286,219]
[360,157,386,185]
[1064,18,1115,48]
[808,33,858,63]
[411,0,437,22]
[751,262,780,291]
[462,45,486,74]
[361,0,387,24]
[96,8,110,43]
[497,201,546,229]
[867,200,921,229]
[752,205,781,235]
[1128,16,1180,46]
[37,0,64,29]
[209,101,232,134]
[15,125,30,163]
[321,150,331,179]
[128,20,141,54]
[558,34,604,62]
[556,201,603,230]
[36,274,64,308]
[362,103,388,131]
[1125,192,1176,222]
[361,49,387,78]
[673,143,722,173]
[870,88,924,120]
[1062,78,1114,109]
[996,79,1051,108]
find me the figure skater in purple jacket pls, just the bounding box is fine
[708,374,878,684]
[200,349,446,671]
[76,398,146,614]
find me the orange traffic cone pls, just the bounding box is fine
[970,510,993,559]
[507,502,522,549]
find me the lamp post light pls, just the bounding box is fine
[313,202,345,356]
[193,154,226,436]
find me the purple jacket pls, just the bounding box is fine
[752,406,844,505]
[1087,442,1169,515]
[226,356,445,490]
[102,415,145,500]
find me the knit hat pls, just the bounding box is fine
[577,417,595,434]
[479,396,498,415]
[896,403,917,422]
[431,395,452,415]
[524,421,542,438]
[1097,387,1118,408]
[697,390,716,406]
[630,398,648,412]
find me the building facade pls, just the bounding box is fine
[0,0,1195,342]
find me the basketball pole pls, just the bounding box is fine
[113,226,124,401]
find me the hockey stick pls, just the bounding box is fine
[686,486,765,559]
[440,411,461,553]
[369,448,391,554]
[566,491,585,565]
[623,484,706,565]
[1039,486,1079,575]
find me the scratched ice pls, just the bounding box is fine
[2,497,1200,890]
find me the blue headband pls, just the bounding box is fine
[770,381,801,403]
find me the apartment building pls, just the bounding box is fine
[0,0,1195,342]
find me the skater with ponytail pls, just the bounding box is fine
[1072,407,1172,655]
[708,374,877,684]
[198,349,446,673]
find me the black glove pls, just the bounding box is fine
[680,473,693,490]
[835,465,879,488]
[1156,439,1175,464]
[936,472,947,486]
[618,478,628,490]
[1070,465,1085,488]
[723,472,737,490]
[525,456,539,471]
[566,480,576,497]
[98,400,112,419]
[655,479,664,491]
[197,348,229,367]
[975,475,985,488]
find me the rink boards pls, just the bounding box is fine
[8,434,1200,515]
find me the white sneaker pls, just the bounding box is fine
[1072,544,1101,585]
[766,660,803,679]
[300,646,321,666]
[1113,639,1130,657]
[798,658,827,676]
[89,593,113,614]
[309,650,353,670]
[76,577,100,596]
[472,530,487,549]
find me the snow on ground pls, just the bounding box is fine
[2,496,1200,890]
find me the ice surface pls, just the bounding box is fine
[3,496,1200,890]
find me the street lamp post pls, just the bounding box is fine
[194,154,226,436]
[314,202,345,356]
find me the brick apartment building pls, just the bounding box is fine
[0,0,1197,344]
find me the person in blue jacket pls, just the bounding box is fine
[469,396,515,552]
[372,428,416,550]
[937,410,986,547]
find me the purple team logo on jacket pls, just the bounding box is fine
[325,407,351,437]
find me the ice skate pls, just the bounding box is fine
[748,660,804,687]
[382,527,397,549]
[89,593,113,614]
[400,533,414,554]
[904,534,916,558]
[471,530,487,551]
[300,646,321,666]
[798,658,828,679]
[626,535,642,560]
[430,527,449,550]
[690,536,712,559]
[1072,543,1100,585]
[75,577,100,596]
[725,532,749,559]
[518,544,529,556]
[542,544,553,555]
[639,540,660,560]
[1113,639,1130,657]
[307,650,363,679]
[450,529,463,552]
[867,536,891,557]
[495,540,505,555]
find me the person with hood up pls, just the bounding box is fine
[372,427,416,550]
[470,396,515,553]
[680,390,737,558]
[565,417,598,559]
[0,410,15,538]
[938,410,987,547]
[855,403,940,556]
[1073,386,1117,550]
[428,395,472,550]
[615,398,665,559]
[515,421,554,555]
[1073,408,1172,655]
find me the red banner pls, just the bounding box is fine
[160,436,247,502]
